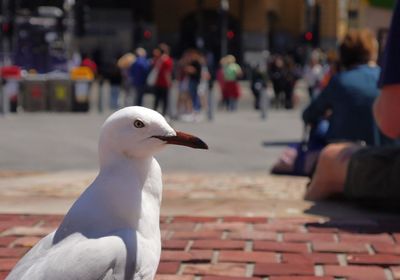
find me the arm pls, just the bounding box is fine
[302,76,336,125]
[373,85,400,139]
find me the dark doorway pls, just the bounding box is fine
[179,9,240,63]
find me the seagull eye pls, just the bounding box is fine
[133,120,145,128]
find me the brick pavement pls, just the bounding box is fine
[2,214,400,279]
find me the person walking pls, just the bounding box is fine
[129,48,150,107]
[152,43,173,117]
[222,55,242,111]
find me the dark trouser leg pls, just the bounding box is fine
[135,85,145,106]
[153,87,160,111]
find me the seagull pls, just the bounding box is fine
[7,106,208,280]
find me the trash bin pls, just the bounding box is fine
[21,74,47,112]
[0,66,22,113]
[71,66,94,112]
[47,73,72,112]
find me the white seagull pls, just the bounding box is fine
[7,106,208,280]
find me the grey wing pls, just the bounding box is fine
[6,232,135,280]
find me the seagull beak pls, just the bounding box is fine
[153,131,208,150]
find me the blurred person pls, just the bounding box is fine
[106,59,123,110]
[222,55,242,111]
[152,43,173,117]
[185,50,203,117]
[319,50,341,90]
[81,54,98,77]
[268,55,286,108]
[129,48,150,106]
[282,55,300,109]
[303,50,323,101]
[250,63,267,110]
[117,52,136,106]
[304,28,394,201]
[176,50,192,117]
[303,29,381,147]
[216,56,227,109]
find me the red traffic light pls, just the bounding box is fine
[143,30,152,39]
[227,30,235,40]
[305,31,313,41]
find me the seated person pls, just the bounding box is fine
[305,2,400,201]
[302,29,381,146]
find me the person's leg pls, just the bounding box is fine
[153,87,160,111]
[304,142,363,201]
[161,87,169,116]
[135,85,145,107]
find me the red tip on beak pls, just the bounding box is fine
[153,131,208,150]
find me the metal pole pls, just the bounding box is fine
[260,87,268,120]
[64,0,76,69]
[220,0,229,57]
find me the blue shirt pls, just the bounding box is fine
[129,57,150,87]
[303,65,381,145]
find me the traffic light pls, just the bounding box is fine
[304,31,313,42]
[227,30,235,40]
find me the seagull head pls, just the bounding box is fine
[99,106,208,160]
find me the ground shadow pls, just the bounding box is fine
[262,140,299,147]
[305,199,400,233]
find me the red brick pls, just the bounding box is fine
[253,241,308,254]
[306,227,338,233]
[270,277,334,280]
[218,251,277,263]
[393,233,400,243]
[203,276,261,280]
[160,250,213,262]
[339,233,394,244]
[0,271,9,280]
[253,263,314,277]
[12,236,41,248]
[171,231,222,240]
[0,248,28,258]
[183,263,247,277]
[161,223,196,231]
[254,224,303,233]
[324,265,386,280]
[162,240,188,250]
[172,216,218,223]
[2,226,54,237]
[347,254,400,266]
[160,216,169,223]
[192,240,245,250]
[373,243,400,255]
[222,217,267,223]
[0,259,18,271]
[201,223,248,232]
[272,217,323,225]
[283,233,335,243]
[312,242,368,253]
[390,266,400,280]
[228,231,276,241]
[157,262,181,274]
[281,253,338,265]
[0,237,16,247]
[155,275,194,280]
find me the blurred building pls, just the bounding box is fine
[0,0,395,71]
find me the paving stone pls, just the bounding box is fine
[0,248,28,258]
[157,262,181,274]
[161,223,196,231]
[253,224,304,233]
[0,237,16,247]
[347,254,400,266]
[162,240,188,250]
[155,275,194,280]
[283,233,335,242]
[1,226,54,237]
[281,253,338,265]
[202,276,261,280]
[171,231,222,240]
[323,265,386,280]
[200,222,248,232]
[373,243,400,255]
[253,241,308,254]
[160,250,213,262]
[253,263,315,277]
[269,277,334,280]
[0,259,18,271]
[228,230,276,241]
[390,266,400,280]
[12,236,41,248]
[339,233,394,244]
[172,216,218,223]
[218,251,277,263]
[192,240,246,250]
[222,217,267,223]
[183,263,247,277]
[312,242,368,253]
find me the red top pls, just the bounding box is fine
[81,58,98,75]
[155,55,173,88]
